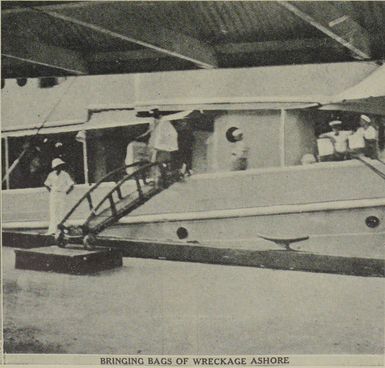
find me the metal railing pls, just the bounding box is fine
[58,160,180,238]
[82,161,174,234]
[57,160,149,232]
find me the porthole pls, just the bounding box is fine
[176,227,188,240]
[366,216,380,228]
[16,78,27,87]
[225,127,239,143]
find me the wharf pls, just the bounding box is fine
[3,230,384,277]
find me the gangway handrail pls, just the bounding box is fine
[82,161,170,232]
[58,160,149,229]
[353,155,385,182]
[375,158,385,167]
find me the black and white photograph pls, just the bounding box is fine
[1,1,385,366]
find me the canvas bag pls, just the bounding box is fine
[150,120,178,152]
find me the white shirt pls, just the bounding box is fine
[232,141,249,159]
[44,171,74,193]
[148,119,178,152]
[125,141,148,165]
[356,126,378,140]
[322,131,351,153]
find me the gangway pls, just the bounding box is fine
[354,155,385,181]
[56,160,182,249]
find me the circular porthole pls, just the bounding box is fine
[176,227,188,240]
[16,78,27,87]
[225,127,239,143]
[366,216,380,228]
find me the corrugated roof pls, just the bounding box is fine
[2,1,384,77]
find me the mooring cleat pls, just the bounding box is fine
[257,233,309,251]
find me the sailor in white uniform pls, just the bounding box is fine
[231,129,249,170]
[319,120,351,161]
[44,158,74,235]
[355,114,379,159]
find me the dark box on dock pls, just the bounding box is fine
[15,246,123,275]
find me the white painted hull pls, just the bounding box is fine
[98,203,385,259]
[3,161,385,260]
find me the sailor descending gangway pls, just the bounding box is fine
[56,160,182,249]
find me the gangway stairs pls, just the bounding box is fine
[56,161,182,249]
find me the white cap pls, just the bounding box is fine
[232,128,243,138]
[360,114,371,123]
[329,120,342,127]
[52,158,65,169]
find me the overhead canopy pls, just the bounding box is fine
[1,74,135,136]
[134,62,378,109]
[2,61,383,138]
[2,1,384,78]
[320,65,385,115]
[333,65,385,101]
[2,109,146,138]
[2,107,198,137]
[83,109,151,131]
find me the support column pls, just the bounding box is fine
[82,131,89,184]
[280,109,286,167]
[4,136,10,189]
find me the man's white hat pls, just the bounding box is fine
[52,158,65,169]
[329,120,342,127]
[360,114,371,123]
[232,128,243,137]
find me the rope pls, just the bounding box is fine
[2,78,77,184]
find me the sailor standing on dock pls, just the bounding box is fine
[44,158,74,235]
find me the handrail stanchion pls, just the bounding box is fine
[135,174,144,199]
[158,162,167,188]
[116,186,123,200]
[86,193,93,211]
[108,193,117,217]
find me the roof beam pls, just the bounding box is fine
[88,37,343,64]
[87,49,168,63]
[2,1,97,14]
[2,36,87,75]
[38,7,218,69]
[215,37,343,54]
[279,1,371,60]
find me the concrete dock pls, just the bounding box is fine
[2,246,384,355]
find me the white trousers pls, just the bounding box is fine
[48,191,67,234]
